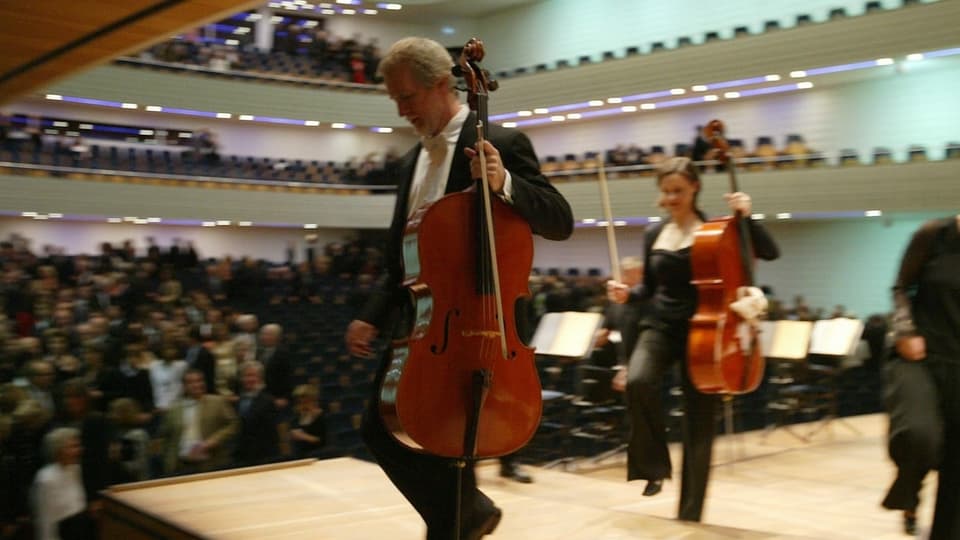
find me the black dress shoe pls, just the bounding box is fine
[500,466,533,484]
[643,479,663,497]
[463,507,502,540]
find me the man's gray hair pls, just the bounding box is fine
[378,37,456,90]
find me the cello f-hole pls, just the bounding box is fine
[430,308,461,354]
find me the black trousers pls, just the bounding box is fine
[881,358,942,511]
[362,355,496,540]
[926,356,960,540]
[624,321,718,522]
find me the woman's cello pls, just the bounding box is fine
[378,38,542,459]
[688,120,765,394]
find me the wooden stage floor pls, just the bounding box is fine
[103,413,932,540]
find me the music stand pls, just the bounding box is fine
[759,320,815,443]
[528,311,604,468]
[805,317,865,437]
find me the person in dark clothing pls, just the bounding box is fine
[233,361,279,467]
[345,37,573,540]
[608,157,779,521]
[886,215,960,539]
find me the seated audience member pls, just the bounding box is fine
[31,427,97,540]
[234,361,280,467]
[289,384,327,459]
[257,324,292,409]
[157,369,237,475]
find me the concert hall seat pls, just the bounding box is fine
[839,148,860,166]
[796,14,814,26]
[555,59,570,69]
[865,1,884,13]
[946,142,960,159]
[650,42,666,53]
[733,26,750,38]
[908,145,928,162]
[602,51,616,61]
[751,136,779,170]
[677,36,693,48]
[829,8,848,20]
[625,46,640,57]
[764,20,781,32]
[704,31,721,43]
[873,147,893,165]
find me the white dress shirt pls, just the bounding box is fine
[31,463,86,540]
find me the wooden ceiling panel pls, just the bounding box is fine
[0,0,263,105]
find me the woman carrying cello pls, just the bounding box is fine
[345,37,572,540]
[608,151,779,521]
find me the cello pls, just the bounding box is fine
[687,120,765,394]
[378,38,542,459]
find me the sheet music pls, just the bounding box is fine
[809,318,864,357]
[764,320,813,360]
[530,311,605,358]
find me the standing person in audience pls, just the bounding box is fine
[233,361,279,467]
[887,214,960,539]
[607,157,779,521]
[157,369,237,475]
[31,427,97,540]
[345,37,573,540]
[257,324,292,409]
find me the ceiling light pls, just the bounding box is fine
[378,3,402,10]
[225,39,239,46]
[239,221,253,227]
[216,112,232,119]
[146,106,162,112]
[133,218,149,225]
[550,115,565,122]
[640,103,656,110]
[107,217,122,223]
[724,91,740,98]
[648,216,662,223]
[670,88,685,95]
[703,95,718,102]
[342,9,356,14]
[34,215,49,220]
[865,210,883,217]
[304,120,320,126]
[588,100,604,107]
[372,127,393,133]
[534,107,550,114]
[304,223,319,229]
[765,74,781,82]
[606,97,622,104]
[216,220,231,226]
[621,105,637,112]
[751,213,765,220]
[692,85,708,92]
[21,211,37,217]
[875,58,894,66]
[906,53,924,61]
[797,81,814,89]
[364,9,378,14]
[789,70,806,78]
[566,113,581,119]
[202,221,216,227]
[582,218,596,224]
[239,115,254,121]
[331,122,353,129]
[45,94,63,100]
[502,122,517,128]
[139,129,154,136]
[517,110,533,117]
[614,220,627,227]
[147,217,162,223]
[79,123,93,129]
[776,212,792,220]
[121,103,138,109]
